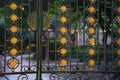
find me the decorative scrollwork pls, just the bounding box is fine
[97,63,104,70]
[116,76,120,80]
[101,74,110,80]
[111,73,120,80]
[18,74,28,80]
[30,65,36,71]
[42,65,48,71]
[71,65,85,71]
[42,65,56,71]
[22,65,29,72]
[71,65,80,70]
[49,73,59,80]
[0,67,4,73]
[49,65,56,71]
[0,76,9,80]
[22,65,36,72]
[65,73,80,80]
[80,73,90,80]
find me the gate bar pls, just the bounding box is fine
[36,0,43,80]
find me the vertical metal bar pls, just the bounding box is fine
[111,0,114,69]
[4,0,7,72]
[47,1,50,68]
[36,0,43,80]
[20,0,23,72]
[97,0,100,68]
[28,0,31,71]
[103,0,107,69]
[36,0,40,78]
[68,0,72,70]
[54,2,58,71]
[76,0,79,69]
[83,0,86,71]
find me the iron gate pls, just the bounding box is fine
[0,0,120,80]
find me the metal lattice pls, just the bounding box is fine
[0,0,120,80]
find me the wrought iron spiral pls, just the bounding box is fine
[22,65,29,72]
[0,67,4,73]
[30,65,36,71]
[49,73,59,80]
[42,65,56,71]
[101,74,110,80]
[80,73,89,80]
[0,76,9,80]
[65,73,80,80]
[42,65,49,71]
[18,74,28,80]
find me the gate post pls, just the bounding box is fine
[36,0,43,80]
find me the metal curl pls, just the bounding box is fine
[42,65,48,71]
[80,73,90,80]
[30,65,36,71]
[79,65,85,70]
[49,73,59,80]
[71,64,85,71]
[71,65,83,71]
[101,74,110,80]
[0,67,4,73]
[65,73,80,80]
[0,60,3,72]
[17,74,28,80]
[22,65,29,72]
[0,76,9,80]
[71,65,78,70]
[49,65,56,71]
[97,64,104,70]
[114,74,120,80]
[42,65,56,71]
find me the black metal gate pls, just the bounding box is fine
[0,0,120,80]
